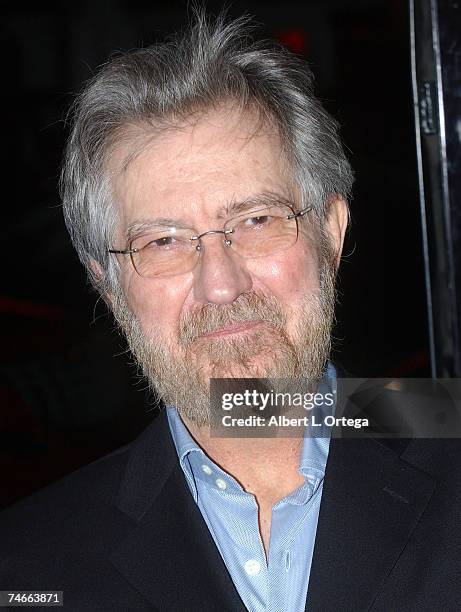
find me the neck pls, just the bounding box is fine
[182,414,306,556]
[183,416,304,502]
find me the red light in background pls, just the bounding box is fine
[276,30,308,55]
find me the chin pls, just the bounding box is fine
[201,357,280,381]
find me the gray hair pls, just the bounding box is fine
[61,10,354,295]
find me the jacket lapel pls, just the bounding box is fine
[306,437,436,611]
[109,412,246,611]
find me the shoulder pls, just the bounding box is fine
[0,412,173,567]
[0,443,131,555]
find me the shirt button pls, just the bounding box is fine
[244,559,261,576]
[215,478,227,490]
[201,464,213,475]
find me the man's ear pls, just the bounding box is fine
[89,258,113,306]
[325,196,349,269]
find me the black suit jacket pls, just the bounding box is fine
[1,410,461,611]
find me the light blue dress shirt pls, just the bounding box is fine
[166,367,335,612]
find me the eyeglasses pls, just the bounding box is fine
[108,202,311,279]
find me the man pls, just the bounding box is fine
[1,12,461,612]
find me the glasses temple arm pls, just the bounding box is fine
[286,205,313,220]
[108,248,137,254]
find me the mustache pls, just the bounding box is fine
[179,292,286,346]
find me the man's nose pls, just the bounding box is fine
[192,236,253,304]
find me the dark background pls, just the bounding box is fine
[0,0,430,508]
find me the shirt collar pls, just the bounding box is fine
[166,363,336,501]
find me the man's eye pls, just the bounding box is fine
[146,236,178,249]
[243,215,273,227]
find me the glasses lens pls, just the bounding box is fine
[225,205,299,258]
[130,228,197,277]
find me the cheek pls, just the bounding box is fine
[121,271,191,338]
[247,243,320,304]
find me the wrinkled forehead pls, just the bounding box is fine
[105,105,297,235]
[109,104,284,169]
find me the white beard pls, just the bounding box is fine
[111,245,336,427]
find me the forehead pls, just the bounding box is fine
[108,106,294,236]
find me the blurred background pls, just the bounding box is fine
[0,0,430,508]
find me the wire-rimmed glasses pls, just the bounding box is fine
[108,202,311,278]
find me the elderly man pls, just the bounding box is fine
[1,12,461,612]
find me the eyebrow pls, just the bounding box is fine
[217,191,296,219]
[125,190,296,241]
[126,218,192,242]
